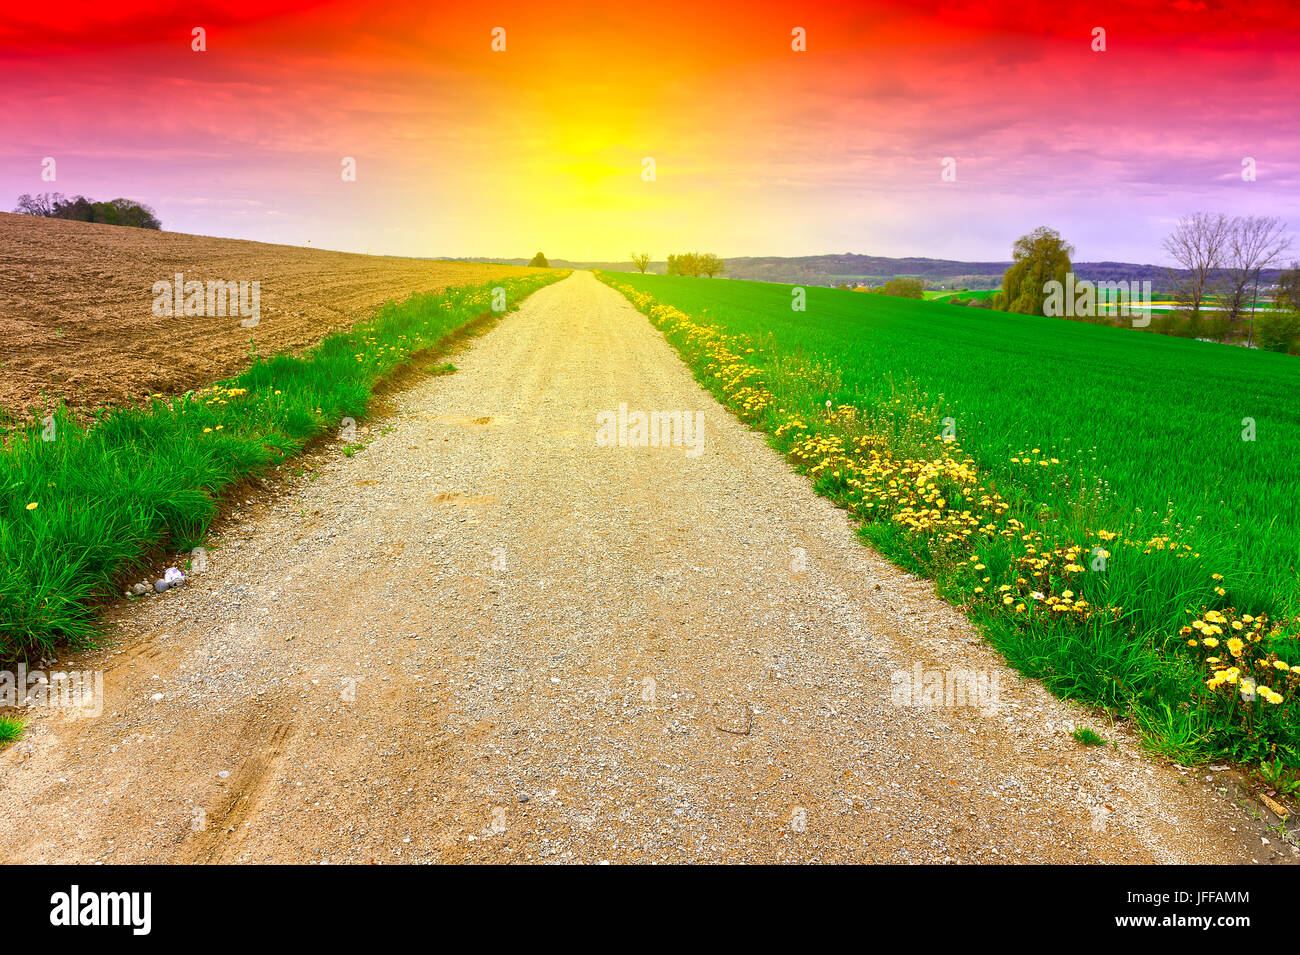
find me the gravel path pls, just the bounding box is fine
[0,270,1286,863]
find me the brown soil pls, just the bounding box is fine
[0,212,541,414]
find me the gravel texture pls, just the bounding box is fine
[0,271,1290,864]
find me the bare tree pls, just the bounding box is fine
[13,192,61,216]
[1218,216,1291,345]
[631,252,651,273]
[1163,212,1232,319]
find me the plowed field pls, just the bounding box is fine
[0,212,542,413]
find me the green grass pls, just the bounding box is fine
[600,270,1300,767]
[0,271,566,660]
[1072,727,1106,746]
[0,715,23,747]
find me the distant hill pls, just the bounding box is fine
[450,253,1288,292]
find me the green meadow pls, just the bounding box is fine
[603,270,1300,765]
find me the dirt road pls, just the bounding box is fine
[0,271,1284,863]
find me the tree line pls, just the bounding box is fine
[991,219,1298,352]
[662,252,726,277]
[12,192,162,230]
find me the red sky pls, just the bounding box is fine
[2,0,1297,261]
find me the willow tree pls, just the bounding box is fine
[994,227,1074,316]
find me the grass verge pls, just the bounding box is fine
[0,271,567,659]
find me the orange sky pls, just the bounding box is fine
[2,0,1298,261]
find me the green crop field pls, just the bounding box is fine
[601,270,1300,766]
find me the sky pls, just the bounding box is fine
[2,0,1298,263]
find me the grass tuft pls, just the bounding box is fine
[0,715,23,748]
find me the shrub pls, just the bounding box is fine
[882,277,925,299]
[1255,311,1300,353]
